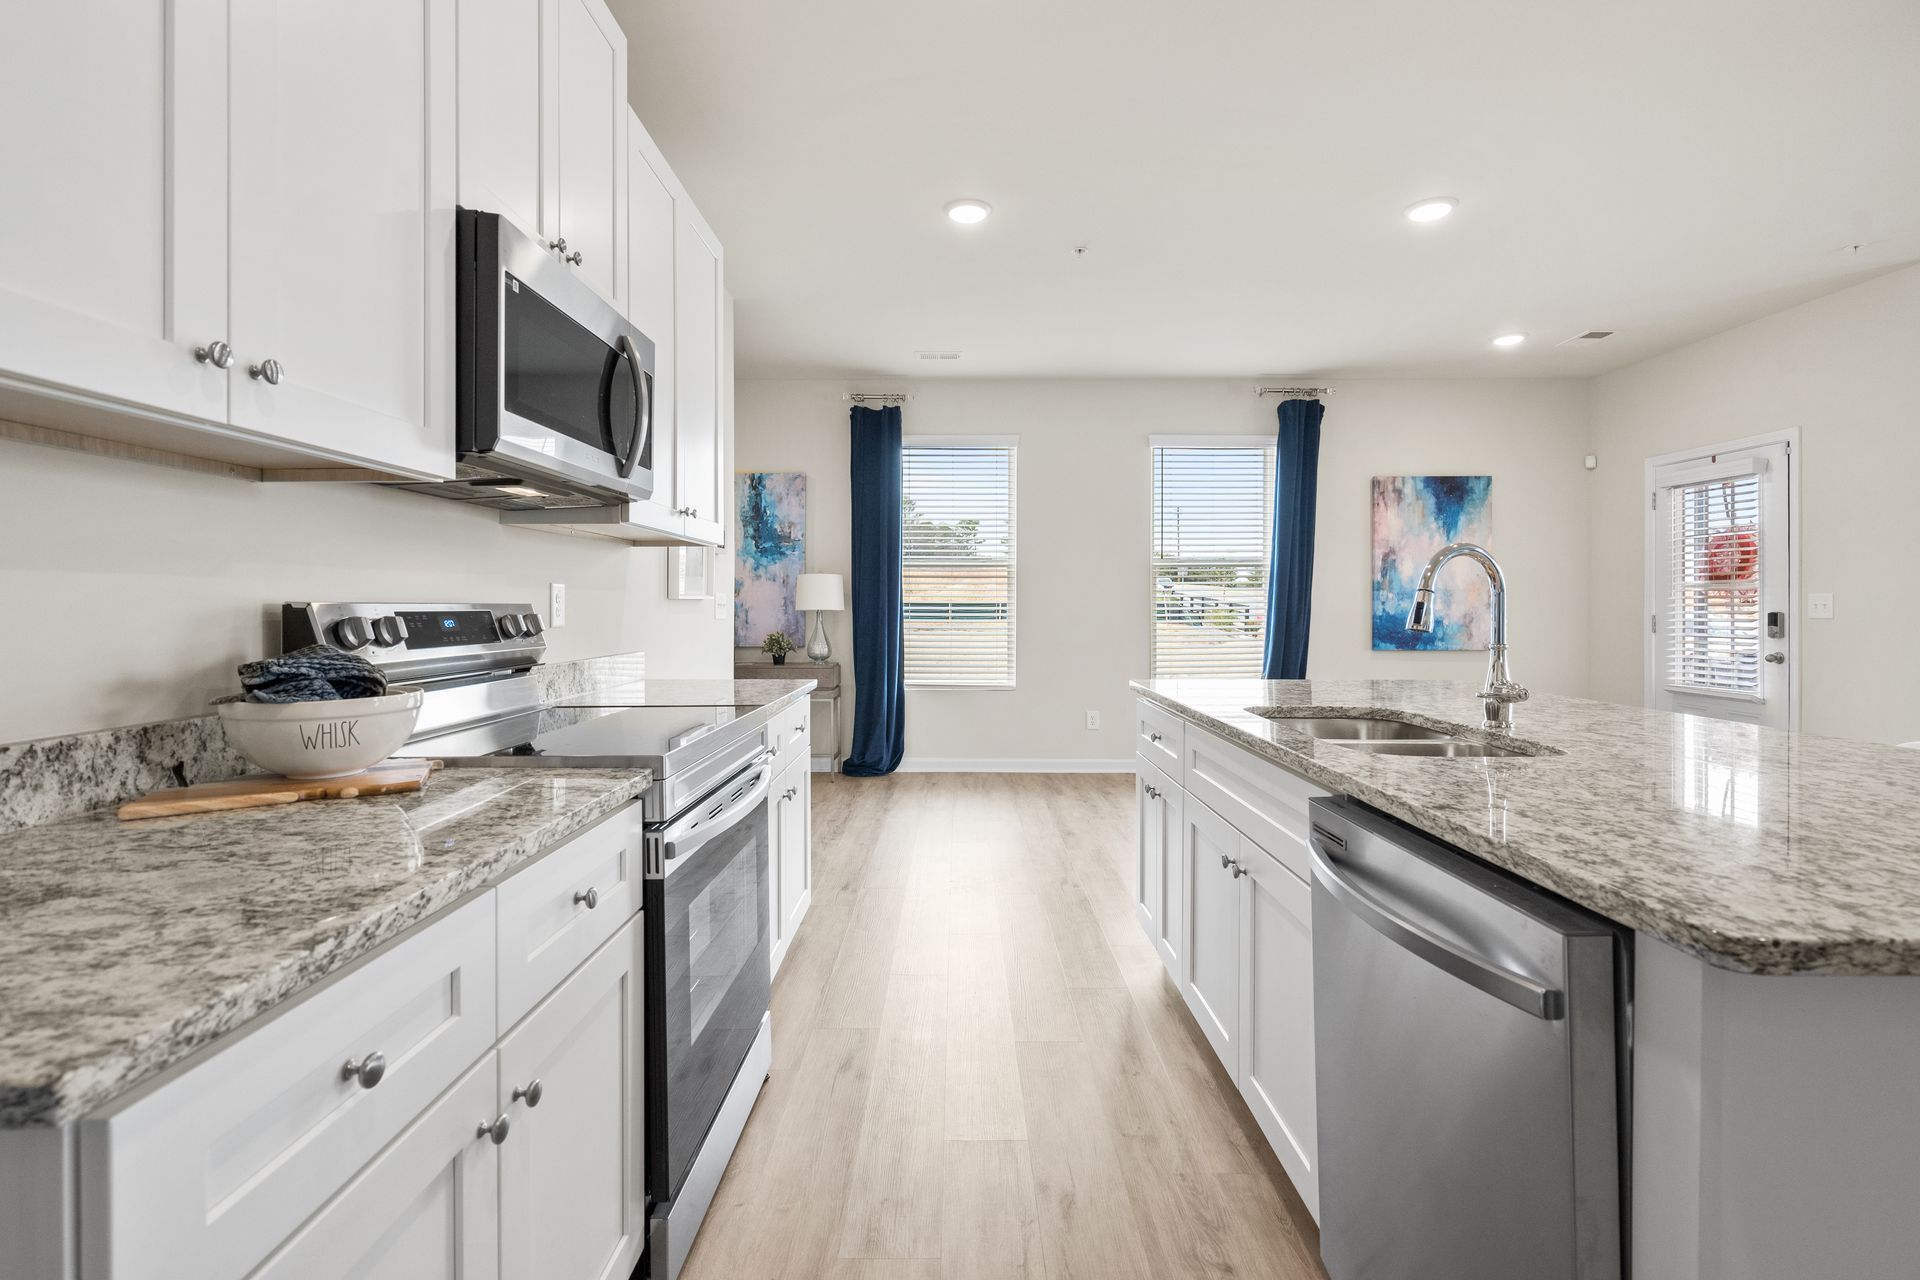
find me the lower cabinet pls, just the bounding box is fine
[768,751,812,977]
[1239,838,1319,1218]
[498,914,645,1280]
[249,1054,501,1279]
[1134,760,1184,983]
[1183,799,1244,1069]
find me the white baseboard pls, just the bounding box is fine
[894,757,1134,774]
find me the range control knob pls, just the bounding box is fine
[372,615,407,647]
[497,614,525,640]
[330,616,373,651]
[520,612,545,637]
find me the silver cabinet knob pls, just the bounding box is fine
[565,250,583,266]
[478,1114,511,1145]
[249,358,284,385]
[511,1078,543,1108]
[1220,853,1232,869]
[1148,732,1163,744]
[341,1051,386,1089]
[548,237,568,254]
[1764,652,1786,664]
[574,887,599,910]
[1143,784,1159,800]
[1230,860,1246,880]
[194,340,234,369]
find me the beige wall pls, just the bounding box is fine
[0,438,732,743]
[1586,261,1920,743]
[736,377,1592,766]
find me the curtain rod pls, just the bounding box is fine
[1254,385,1334,398]
[844,392,914,404]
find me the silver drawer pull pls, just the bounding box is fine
[1229,860,1246,879]
[1148,731,1163,743]
[478,1114,511,1145]
[1144,784,1160,800]
[194,340,234,368]
[340,1051,386,1090]
[574,887,600,910]
[1220,853,1232,869]
[511,1078,544,1108]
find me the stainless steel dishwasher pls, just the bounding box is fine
[1308,797,1631,1280]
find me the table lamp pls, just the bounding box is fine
[795,573,845,662]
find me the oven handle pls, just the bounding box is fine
[658,752,773,875]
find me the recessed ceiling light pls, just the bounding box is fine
[944,198,992,225]
[1404,197,1458,223]
[1492,333,1527,348]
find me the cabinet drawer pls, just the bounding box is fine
[496,801,641,1030]
[79,895,497,1280]
[1184,725,1327,882]
[1136,698,1184,777]
[770,698,810,774]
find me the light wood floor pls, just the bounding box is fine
[680,772,1330,1280]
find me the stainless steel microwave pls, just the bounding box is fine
[436,208,655,509]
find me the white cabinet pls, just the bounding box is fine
[228,0,457,480]
[495,802,641,1029]
[456,0,546,239]
[673,200,727,545]
[1134,760,1184,983]
[248,1054,501,1280]
[1239,837,1319,1218]
[1182,799,1243,1070]
[497,916,645,1280]
[769,753,812,977]
[0,1,226,424]
[552,0,626,307]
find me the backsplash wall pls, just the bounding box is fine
[0,437,732,744]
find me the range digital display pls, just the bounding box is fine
[398,610,500,649]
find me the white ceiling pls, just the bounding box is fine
[612,0,1920,380]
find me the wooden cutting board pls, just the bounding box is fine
[118,760,442,820]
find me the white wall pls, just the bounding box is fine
[736,377,1592,766]
[1587,262,1920,742]
[0,438,732,743]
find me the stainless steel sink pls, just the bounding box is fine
[1254,714,1454,741]
[1331,739,1534,759]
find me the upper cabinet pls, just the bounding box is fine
[0,0,456,479]
[456,0,626,308]
[674,202,727,545]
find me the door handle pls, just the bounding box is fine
[1764,652,1785,664]
[1309,838,1564,1020]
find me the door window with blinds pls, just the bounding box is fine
[902,439,1017,687]
[1150,439,1276,677]
[1648,440,1792,730]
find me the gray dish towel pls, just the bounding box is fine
[214,645,390,704]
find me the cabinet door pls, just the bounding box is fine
[248,1054,500,1280]
[779,761,812,957]
[227,0,456,478]
[497,916,645,1280]
[0,0,226,421]
[1136,766,1184,984]
[1182,799,1241,1072]
[456,0,545,240]
[626,112,679,519]
[673,201,725,543]
[553,0,625,306]
[1239,839,1318,1218]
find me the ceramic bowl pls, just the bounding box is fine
[215,687,424,780]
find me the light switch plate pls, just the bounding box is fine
[1807,592,1834,619]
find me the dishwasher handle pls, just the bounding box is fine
[1309,835,1565,1021]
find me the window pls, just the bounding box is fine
[902,440,1017,687]
[1663,467,1764,696]
[1150,439,1276,677]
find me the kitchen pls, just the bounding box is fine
[2,2,1919,1279]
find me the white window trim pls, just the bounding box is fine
[902,435,1019,691]
[1641,427,1800,731]
[1148,435,1277,680]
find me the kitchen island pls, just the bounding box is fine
[1131,677,1920,1280]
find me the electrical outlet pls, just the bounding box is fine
[548,582,567,627]
[1085,710,1101,730]
[1807,592,1834,619]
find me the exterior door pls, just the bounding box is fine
[1182,799,1241,1071]
[227,0,456,478]
[498,917,645,1280]
[1648,438,1793,729]
[1238,838,1318,1217]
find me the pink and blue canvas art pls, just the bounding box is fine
[1371,475,1493,651]
[734,472,807,647]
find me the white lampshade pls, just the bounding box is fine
[795,573,845,612]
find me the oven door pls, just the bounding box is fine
[644,754,773,1205]
[458,208,655,501]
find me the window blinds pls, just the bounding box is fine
[902,443,1017,687]
[1664,472,1763,696]
[1150,443,1275,677]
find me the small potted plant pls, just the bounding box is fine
[761,631,795,665]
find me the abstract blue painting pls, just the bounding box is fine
[734,473,807,647]
[1371,475,1493,651]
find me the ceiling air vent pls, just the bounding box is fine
[1574,330,1614,341]
[916,351,961,361]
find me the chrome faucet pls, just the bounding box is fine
[1406,541,1528,728]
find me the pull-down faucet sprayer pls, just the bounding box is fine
[1406,541,1528,728]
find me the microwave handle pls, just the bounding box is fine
[616,334,649,479]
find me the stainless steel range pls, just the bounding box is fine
[281,601,775,1280]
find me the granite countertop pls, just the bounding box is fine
[548,676,817,709]
[0,766,650,1127]
[1134,678,1920,977]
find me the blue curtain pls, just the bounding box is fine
[843,404,906,775]
[1262,398,1324,680]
